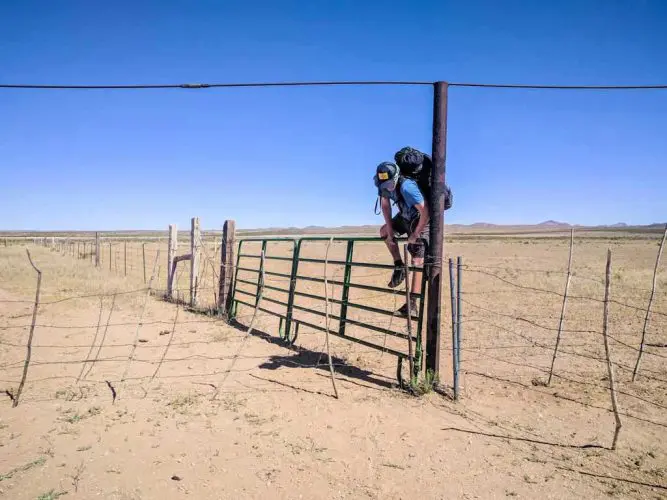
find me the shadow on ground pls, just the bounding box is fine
[228,319,396,390]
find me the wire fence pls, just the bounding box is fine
[1,228,666,451]
[0,241,415,406]
[445,228,667,448]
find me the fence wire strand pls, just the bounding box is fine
[2,237,666,434]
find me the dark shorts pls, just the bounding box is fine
[391,214,430,258]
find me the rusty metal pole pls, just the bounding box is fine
[425,81,448,378]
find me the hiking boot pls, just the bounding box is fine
[388,265,405,288]
[397,301,418,317]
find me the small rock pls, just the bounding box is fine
[172,475,182,481]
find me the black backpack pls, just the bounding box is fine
[394,147,453,211]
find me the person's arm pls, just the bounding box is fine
[407,203,429,244]
[381,196,394,241]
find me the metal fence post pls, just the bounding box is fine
[285,240,302,342]
[167,225,177,299]
[338,240,355,337]
[425,80,449,377]
[227,239,245,319]
[218,220,236,316]
[255,241,267,306]
[456,256,462,397]
[415,262,427,374]
[449,258,458,399]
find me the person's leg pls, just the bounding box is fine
[411,217,430,297]
[397,219,428,316]
[396,245,422,316]
[380,224,401,262]
[411,228,429,297]
[383,216,408,288]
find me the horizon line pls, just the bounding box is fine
[1,221,665,234]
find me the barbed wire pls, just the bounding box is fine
[461,301,667,360]
[464,345,667,411]
[461,267,667,317]
[3,239,666,429]
[460,316,667,383]
[460,262,666,293]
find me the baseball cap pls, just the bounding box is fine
[375,161,399,192]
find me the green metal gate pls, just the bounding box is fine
[228,236,426,383]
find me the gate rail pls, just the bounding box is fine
[228,236,426,383]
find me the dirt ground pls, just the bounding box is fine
[0,235,666,499]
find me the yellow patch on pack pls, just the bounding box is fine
[378,172,389,180]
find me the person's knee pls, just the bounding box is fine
[380,224,389,239]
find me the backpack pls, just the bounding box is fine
[394,147,453,211]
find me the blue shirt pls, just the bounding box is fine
[381,178,424,220]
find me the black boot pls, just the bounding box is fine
[388,262,405,288]
[397,299,418,317]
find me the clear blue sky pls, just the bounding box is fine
[1,0,666,230]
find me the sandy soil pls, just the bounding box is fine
[0,239,666,499]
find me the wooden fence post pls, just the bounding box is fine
[13,250,42,407]
[190,217,200,307]
[167,225,177,298]
[142,243,147,284]
[95,232,100,267]
[218,220,236,316]
[632,224,667,381]
[602,249,622,450]
[548,229,574,385]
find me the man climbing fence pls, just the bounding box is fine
[374,147,452,317]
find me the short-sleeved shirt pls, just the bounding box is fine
[380,178,424,221]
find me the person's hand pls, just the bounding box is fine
[407,233,418,245]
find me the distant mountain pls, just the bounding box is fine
[468,222,499,228]
[610,223,628,228]
[538,220,570,227]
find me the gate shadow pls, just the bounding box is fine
[228,319,395,390]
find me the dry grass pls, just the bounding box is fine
[1,232,666,499]
[0,246,148,309]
